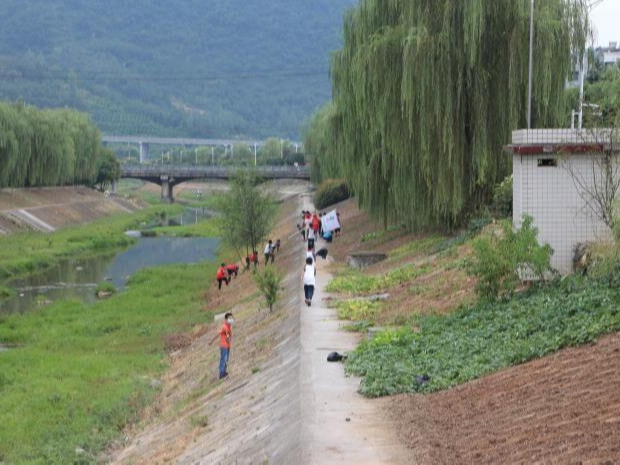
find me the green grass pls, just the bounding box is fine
[0,260,217,463]
[337,299,382,322]
[0,286,15,300]
[346,272,620,397]
[176,190,228,210]
[387,235,444,261]
[150,218,222,238]
[94,282,117,297]
[0,205,183,280]
[327,264,429,294]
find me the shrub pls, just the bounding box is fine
[467,215,553,300]
[491,175,513,217]
[254,267,283,312]
[313,179,350,210]
[95,282,117,298]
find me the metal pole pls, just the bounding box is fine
[212,146,215,165]
[195,148,198,165]
[578,52,587,129]
[280,139,284,158]
[254,143,258,166]
[527,0,535,130]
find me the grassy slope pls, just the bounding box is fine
[326,211,620,398]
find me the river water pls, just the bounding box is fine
[0,214,219,315]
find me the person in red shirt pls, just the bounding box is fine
[226,263,239,278]
[210,312,234,379]
[216,263,229,290]
[311,213,320,236]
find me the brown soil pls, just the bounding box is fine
[396,333,620,463]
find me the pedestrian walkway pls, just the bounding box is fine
[299,200,412,465]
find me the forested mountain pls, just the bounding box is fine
[0,0,356,139]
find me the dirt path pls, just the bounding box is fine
[299,196,412,465]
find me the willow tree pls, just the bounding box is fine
[0,101,102,188]
[310,0,588,230]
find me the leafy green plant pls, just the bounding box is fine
[467,216,553,300]
[254,267,283,312]
[491,175,513,218]
[346,271,620,397]
[313,179,350,210]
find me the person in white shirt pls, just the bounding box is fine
[264,240,275,265]
[302,257,316,307]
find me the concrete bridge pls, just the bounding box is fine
[103,136,302,163]
[120,165,310,202]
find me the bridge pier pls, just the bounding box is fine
[139,142,150,164]
[160,175,175,203]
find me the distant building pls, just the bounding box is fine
[505,129,618,274]
[596,42,620,67]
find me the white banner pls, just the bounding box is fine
[321,209,340,233]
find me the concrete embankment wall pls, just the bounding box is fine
[0,187,143,234]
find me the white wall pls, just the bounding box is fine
[513,153,613,274]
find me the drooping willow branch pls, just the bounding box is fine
[305,0,589,230]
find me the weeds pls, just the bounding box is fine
[327,264,429,294]
[337,300,382,322]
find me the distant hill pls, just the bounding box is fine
[0,0,356,139]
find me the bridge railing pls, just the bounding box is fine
[120,165,310,178]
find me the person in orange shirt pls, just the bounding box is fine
[210,312,234,379]
[216,263,229,290]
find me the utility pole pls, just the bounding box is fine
[527,0,535,130]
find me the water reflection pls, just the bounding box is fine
[0,237,219,314]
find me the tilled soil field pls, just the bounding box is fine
[395,333,620,463]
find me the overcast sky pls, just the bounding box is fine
[590,0,620,46]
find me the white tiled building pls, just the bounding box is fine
[506,129,618,274]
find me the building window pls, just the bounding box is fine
[537,158,557,168]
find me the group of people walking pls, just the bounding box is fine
[300,209,341,307]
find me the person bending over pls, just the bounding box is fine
[216,263,230,290]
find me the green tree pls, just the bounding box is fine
[0,101,102,188]
[308,0,588,230]
[93,148,121,192]
[220,169,277,260]
[254,267,283,312]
